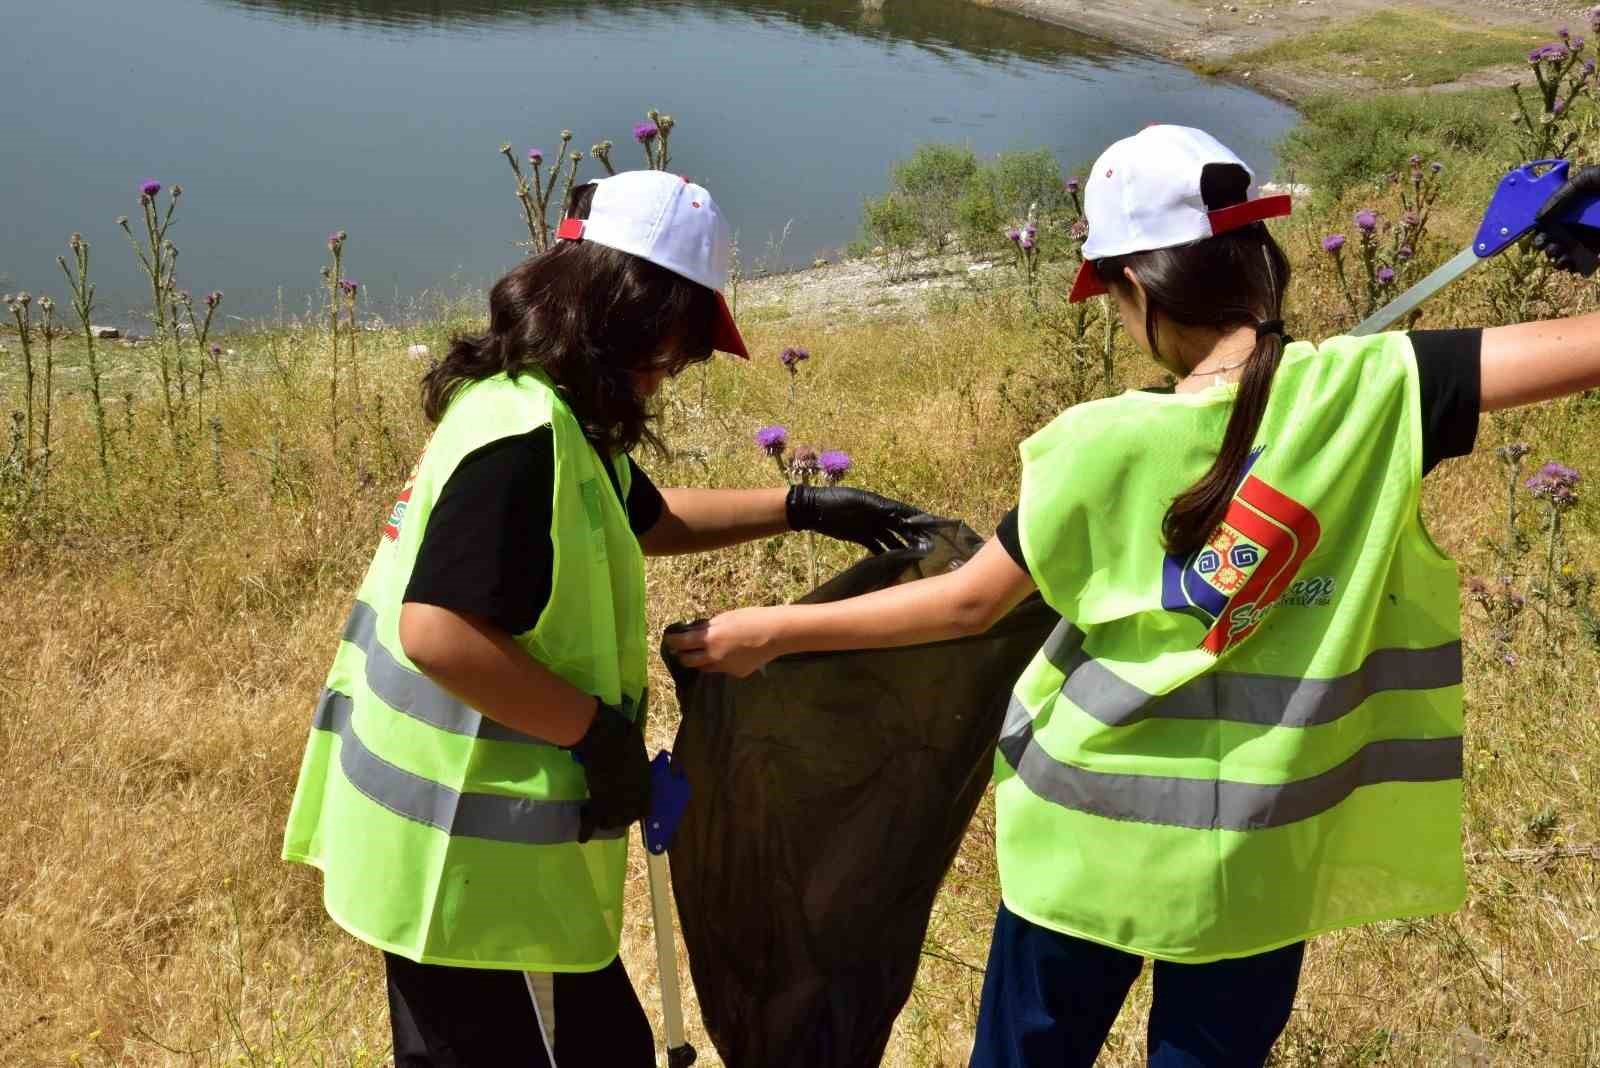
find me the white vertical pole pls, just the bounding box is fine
[646,849,689,1058]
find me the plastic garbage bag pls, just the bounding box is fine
[660,519,1059,1068]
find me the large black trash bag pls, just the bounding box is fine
[660,519,1059,1068]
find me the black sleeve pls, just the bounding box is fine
[403,427,556,637]
[1409,329,1482,476]
[995,508,1029,575]
[625,458,666,535]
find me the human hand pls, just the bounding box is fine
[662,608,787,677]
[1533,165,1600,277]
[786,486,932,553]
[569,701,650,842]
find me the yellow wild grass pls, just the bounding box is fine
[1,224,1598,1068]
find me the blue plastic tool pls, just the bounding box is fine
[644,749,691,854]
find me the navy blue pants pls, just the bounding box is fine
[971,903,1304,1068]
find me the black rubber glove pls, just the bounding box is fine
[786,485,932,554]
[569,701,650,844]
[1532,165,1600,277]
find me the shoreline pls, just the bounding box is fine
[971,0,1577,106]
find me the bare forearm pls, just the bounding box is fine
[398,603,596,746]
[1481,310,1600,411]
[641,487,791,555]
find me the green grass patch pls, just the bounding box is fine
[1230,9,1545,88]
[1279,88,1518,201]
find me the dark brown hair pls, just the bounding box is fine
[1093,164,1291,557]
[421,184,718,453]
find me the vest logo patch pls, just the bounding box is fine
[382,486,413,542]
[1161,450,1323,655]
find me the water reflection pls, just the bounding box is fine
[217,0,1124,64]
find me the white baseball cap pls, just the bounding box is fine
[556,170,749,358]
[1068,125,1291,303]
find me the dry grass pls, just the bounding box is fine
[2,207,1598,1068]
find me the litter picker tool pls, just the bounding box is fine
[644,750,695,1068]
[1353,159,1600,336]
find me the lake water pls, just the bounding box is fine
[3,0,1298,328]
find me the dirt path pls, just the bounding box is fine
[973,0,1585,102]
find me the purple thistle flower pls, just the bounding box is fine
[140,180,162,199]
[1402,210,1421,228]
[1354,209,1378,233]
[1409,154,1423,166]
[1560,24,1571,39]
[633,122,659,143]
[1005,227,1021,243]
[1431,161,1444,174]
[1555,97,1569,114]
[1377,265,1396,285]
[1502,651,1520,667]
[1020,236,1036,251]
[210,343,222,356]
[1321,233,1346,254]
[338,278,358,296]
[1065,176,1082,194]
[779,346,810,373]
[755,425,788,457]
[205,290,222,308]
[818,450,852,485]
[528,148,543,164]
[1526,461,1582,506]
[1398,245,1414,262]
[328,230,347,251]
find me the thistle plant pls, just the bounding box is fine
[176,291,223,428]
[37,295,55,497]
[591,140,617,177]
[1495,441,1533,570]
[1526,460,1582,639]
[119,180,186,441]
[1322,162,1444,326]
[1004,205,1042,308]
[322,232,348,461]
[500,129,585,254]
[636,110,675,171]
[1512,22,1596,161]
[56,234,110,482]
[753,425,858,587]
[1467,574,1529,665]
[5,292,35,476]
[779,346,810,405]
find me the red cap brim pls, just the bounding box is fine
[712,291,749,358]
[1068,259,1107,303]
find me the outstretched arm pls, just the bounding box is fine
[664,537,1037,676]
[1480,310,1600,411]
[639,485,933,556]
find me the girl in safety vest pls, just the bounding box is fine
[666,127,1600,1066]
[282,170,926,1067]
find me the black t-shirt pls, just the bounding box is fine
[993,329,1482,571]
[402,425,665,635]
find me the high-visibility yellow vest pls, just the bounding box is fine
[999,332,1465,963]
[282,371,649,971]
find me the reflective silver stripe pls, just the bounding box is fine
[998,696,1461,831]
[313,689,623,844]
[342,601,642,746]
[1041,620,1462,729]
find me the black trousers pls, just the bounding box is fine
[384,951,655,1067]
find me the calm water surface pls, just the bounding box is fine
[4,0,1298,327]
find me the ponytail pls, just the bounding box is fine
[1161,327,1284,555]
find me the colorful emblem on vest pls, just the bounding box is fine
[382,486,413,542]
[1161,450,1322,655]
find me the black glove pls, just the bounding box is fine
[1533,165,1600,277]
[569,701,650,844]
[786,485,932,554]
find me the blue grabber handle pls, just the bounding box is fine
[644,750,690,853]
[643,751,696,1068]
[1473,159,1600,259]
